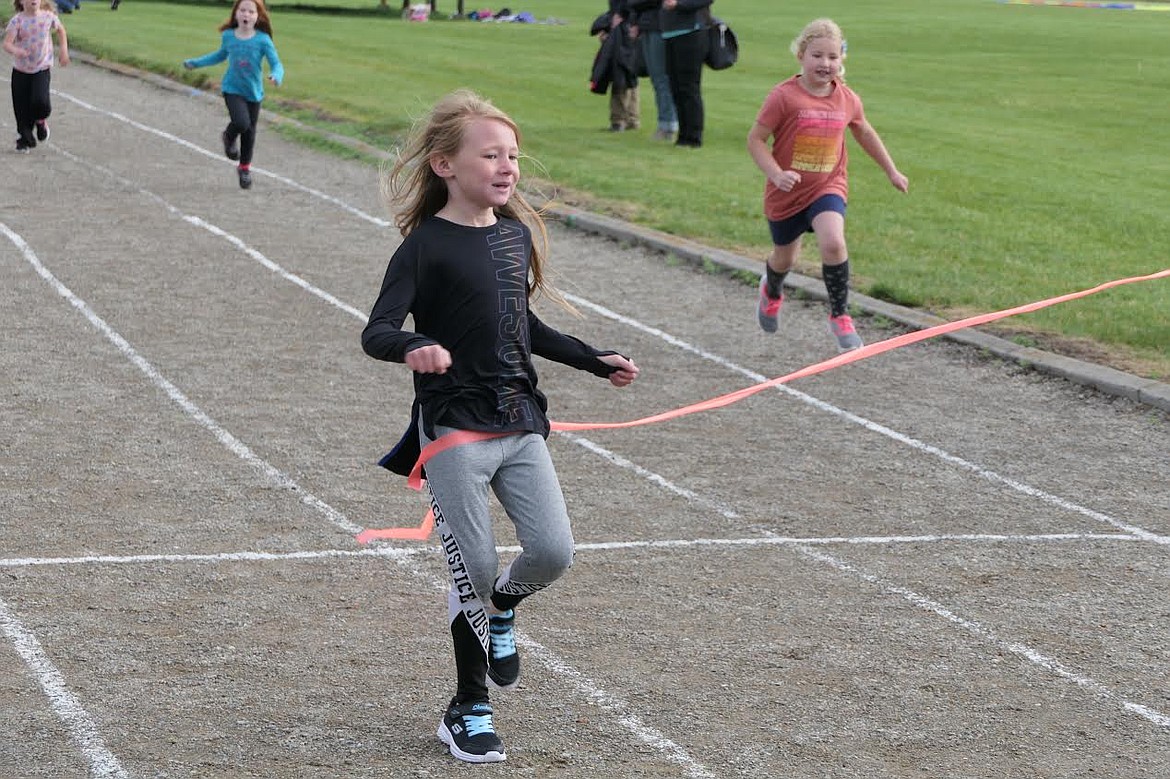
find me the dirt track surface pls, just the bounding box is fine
[2,63,1168,778]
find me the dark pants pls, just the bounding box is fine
[664,29,708,146]
[223,93,262,166]
[11,68,52,146]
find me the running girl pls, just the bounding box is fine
[183,0,283,189]
[362,90,639,763]
[4,0,69,153]
[748,18,908,351]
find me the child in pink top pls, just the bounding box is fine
[747,18,907,352]
[3,0,69,152]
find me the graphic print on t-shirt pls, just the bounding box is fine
[435,488,492,656]
[790,108,848,173]
[6,13,57,74]
[489,221,537,426]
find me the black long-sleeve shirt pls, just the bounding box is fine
[362,216,615,446]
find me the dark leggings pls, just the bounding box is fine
[664,30,708,146]
[11,68,51,145]
[223,93,262,166]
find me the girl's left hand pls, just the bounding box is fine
[58,51,70,67]
[599,353,640,387]
[268,76,280,86]
[889,170,909,193]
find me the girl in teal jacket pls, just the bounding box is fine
[184,0,283,189]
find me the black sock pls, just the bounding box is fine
[764,265,788,299]
[823,260,850,318]
[490,588,527,612]
[451,610,489,704]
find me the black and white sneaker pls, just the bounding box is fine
[237,167,252,189]
[437,699,506,763]
[35,120,49,142]
[487,609,519,690]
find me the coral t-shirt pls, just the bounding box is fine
[754,75,865,221]
[5,11,60,74]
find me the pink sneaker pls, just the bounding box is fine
[757,276,783,333]
[828,314,863,352]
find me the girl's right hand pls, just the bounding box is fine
[770,170,802,192]
[182,61,194,70]
[405,344,452,374]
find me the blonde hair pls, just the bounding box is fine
[790,18,846,80]
[382,89,567,307]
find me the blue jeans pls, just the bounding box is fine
[641,31,678,132]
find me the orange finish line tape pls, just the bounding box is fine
[356,268,1168,543]
[353,431,511,542]
[356,508,435,543]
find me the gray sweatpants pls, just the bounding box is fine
[422,425,575,655]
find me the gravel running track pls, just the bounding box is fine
[1,62,1168,779]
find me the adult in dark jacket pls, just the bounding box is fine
[588,18,634,95]
[661,0,711,147]
[628,0,677,140]
[590,2,640,131]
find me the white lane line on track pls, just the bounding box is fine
[48,88,393,229]
[1,217,718,778]
[0,532,1139,569]
[0,599,130,778]
[555,431,740,519]
[44,85,1164,545]
[521,638,716,778]
[183,214,370,320]
[567,530,1146,552]
[0,546,430,568]
[0,221,368,540]
[49,144,373,320]
[796,545,1170,730]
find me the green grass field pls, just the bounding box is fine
[36,0,1170,378]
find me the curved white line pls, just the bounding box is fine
[0,221,364,537]
[0,598,130,778]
